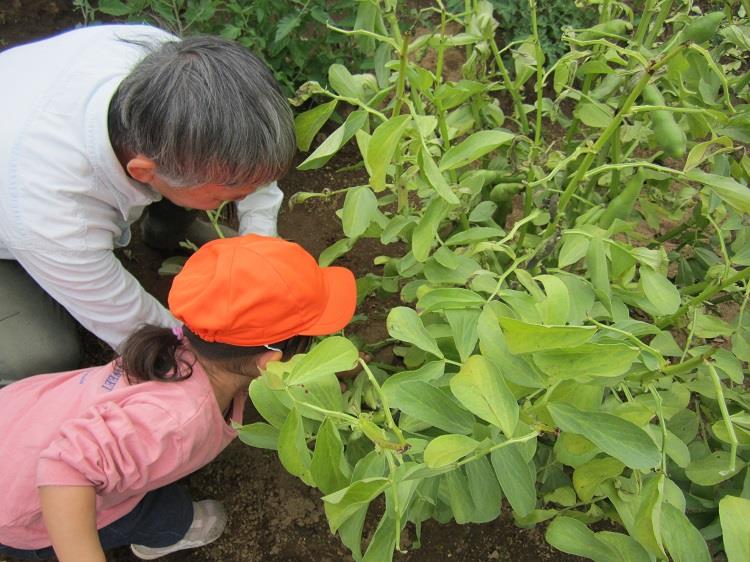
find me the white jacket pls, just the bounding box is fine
[0,24,283,350]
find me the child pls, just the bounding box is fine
[0,234,356,561]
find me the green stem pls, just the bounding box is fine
[644,0,674,47]
[549,44,685,235]
[385,451,405,553]
[392,31,410,118]
[706,361,738,473]
[633,0,657,45]
[489,39,530,135]
[359,359,407,445]
[657,267,750,329]
[455,431,540,468]
[662,347,718,377]
[648,385,669,474]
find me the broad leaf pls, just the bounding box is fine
[342,186,379,238]
[450,355,519,437]
[498,317,596,354]
[323,477,390,532]
[573,457,625,502]
[687,169,750,213]
[278,406,313,485]
[439,129,514,171]
[298,110,368,170]
[548,403,661,469]
[311,418,350,495]
[661,502,711,562]
[367,115,411,191]
[388,380,475,434]
[236,422,279,450]
[386,306,444,358]
[546,516,621,561]
[640,266,681,316]
[423,434,479,468]
[533,342,639,379]
[719,495,750,562]
[491,441,536,517]
[287,337,359,385]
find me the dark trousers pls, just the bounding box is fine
[0,484,193,560]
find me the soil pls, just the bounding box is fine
[1,6,585,562]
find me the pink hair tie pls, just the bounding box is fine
[172,325,184,340]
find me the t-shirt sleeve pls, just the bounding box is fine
[236,181,283,236]
[13,248,178,351]
[36,401,185,493]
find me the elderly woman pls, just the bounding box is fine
[0,25,296,383]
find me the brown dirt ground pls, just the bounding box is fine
[0,5,586,562]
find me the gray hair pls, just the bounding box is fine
[108,35,295,188]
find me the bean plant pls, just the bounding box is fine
[238,1,750,560]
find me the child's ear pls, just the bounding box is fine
[256,350,283,371]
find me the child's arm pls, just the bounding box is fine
[39,485,106,562]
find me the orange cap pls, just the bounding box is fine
[168,234,356,346]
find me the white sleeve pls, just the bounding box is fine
[13,249,178,351]
[235,181,284,236]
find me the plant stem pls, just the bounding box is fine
[706,361,738,473]
[359,358,407,446]
[489,40,530,135]
[455,431,540,468]
[662,347,718,377]
[648,385,669,474]
[657,267,750,329]
[392,31,410,118]
[644,0,674,47]
[548,44,687,236]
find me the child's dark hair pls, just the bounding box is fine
[118,324,312,384]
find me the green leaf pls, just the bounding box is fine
[533,342,639,379]
[294,100,338,152]
[685,451,746,485]
[275,14,301,43]
[319,237,356,267]
[491,441,537,517]
[450,355,519,437]
[328,64,363,100]
[423,434,479,468]
[298,110,368,170]
[362,513,397,562]
[418,288,486,313]
[381,361,445,403]
[97,0,133,16]
[574,101,614,128]
[311,418,350,495]
[661,502,711,562]
[597,531,652,562]
[386,306,444,358]
[388,381,475,434]
[323,477,389,532]
[548,403,660,469]
[278,407,313,485]
[719,495,750,562]
[439,129,514,171]
[559,233,590,268]
[367,115,411,191]
[465,456,503,522]
[478,305,546,388]
[573,457,625,502]
[236,422,279,450]
[640,266,681,315]
[632,474,666,558]
[249,377,290,428]
[287,336,359,385]
[546,516,621,562]
[687,170,750,213]
[412,197,453,262]
[535,274,570,325]
[420,145,459,203]
[342,186,378,239]
[445,309,480,362]
[498,317,596,354]
[587,236,612,311]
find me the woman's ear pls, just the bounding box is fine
[255,350,283,372]
[126,155,157,184]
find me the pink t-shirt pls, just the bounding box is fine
[0,353,245,549]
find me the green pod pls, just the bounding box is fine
[599,171,646,228]
[683,11,725,43]
[590,73,625,100]
[489,182,523,205]
[580,19,631,40]
[642,84,686,158]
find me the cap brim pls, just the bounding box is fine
[299,266,357,336]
